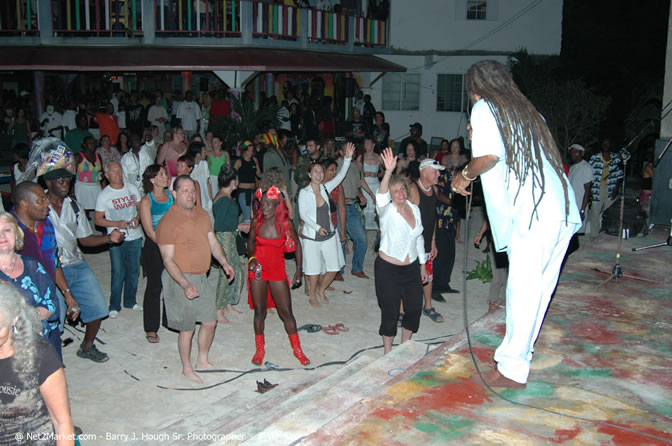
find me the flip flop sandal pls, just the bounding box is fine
[291,280,303,290]
[322,325,340,335]
[145,334,160,344]
[298,324,322,333]
[334,323,349,332]
[423,307,444,323]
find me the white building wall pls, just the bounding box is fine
[662,1,672,138]
[365,0,563,148]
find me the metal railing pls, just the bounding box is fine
[51,0,143,37]
[155,0,241,37]
[0,0,39,35]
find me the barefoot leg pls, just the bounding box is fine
[306,274,321,307]
[318,271,337,304]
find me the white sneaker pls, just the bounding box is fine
[109,310,118,319]
[132,304,143,311]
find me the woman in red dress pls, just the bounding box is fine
[247,184,309,366]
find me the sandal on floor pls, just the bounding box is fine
[397,313,405,327]
[298,324,322,333]
[322,325,340,335]
[291,280,303,290]
[423,307,444,323]
[145,334,160,343]
[334,323,349,332]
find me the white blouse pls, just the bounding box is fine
[376,191,426,264]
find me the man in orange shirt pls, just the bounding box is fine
[94,103,120,145]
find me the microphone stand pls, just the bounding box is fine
[632,219,672,251]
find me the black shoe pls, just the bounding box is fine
[444,285,460,294]
[431,292,446,302]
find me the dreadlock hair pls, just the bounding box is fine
[465,60,569,226]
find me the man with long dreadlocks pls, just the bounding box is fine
[452,60,581,388]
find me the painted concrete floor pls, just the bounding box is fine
[303,228,672,445]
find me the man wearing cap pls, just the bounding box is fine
[400,123,428,159]
[44,166,124,362]
[567,144,593,252]
[406,158,445,323]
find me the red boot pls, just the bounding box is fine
[289,333,310,366]
[251,334,265,366]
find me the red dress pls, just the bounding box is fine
[247,236,287,309]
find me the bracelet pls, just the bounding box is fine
[106,234,111,244]
[62,288,70,295]
[248,256,256,264]
[461,166,477,182]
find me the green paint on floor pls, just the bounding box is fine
[415,414,474,440]
[556,366,613,379]
[409,371,445,388]
[500,381,555,402]
[548,315,570,326]
[472,331,502,348]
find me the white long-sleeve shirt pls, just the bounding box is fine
[376,191,426,264]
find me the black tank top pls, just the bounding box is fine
[417,183,436,252]
[238,157,257,183]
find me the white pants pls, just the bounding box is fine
[494,220,576,383]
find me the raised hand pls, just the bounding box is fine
[381,147,397,173]
[344,142,356,159]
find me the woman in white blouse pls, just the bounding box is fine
[298,142,355,307]
[375,147,428,354]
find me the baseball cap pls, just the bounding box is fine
[419,159,445,171]
[569,144,585,152]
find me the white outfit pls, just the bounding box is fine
[471,99,580,384]
[277,106,291,131]
[375,191,426,264]
[13,163,37,185]
[362,162,380,230]
[120,152,143,194]
[191,160,212,215]
[147,105,169,136]
[62,109,78,131]
[568,159,593,234]
[39,111,63,137]
[177,100,202,132]
[95,183,143,241]
[298,157,352,275]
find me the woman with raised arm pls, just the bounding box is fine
[247,179,309,366]
[375,148,428,354]
[298,142,354,306]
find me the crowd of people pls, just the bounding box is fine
[0,59,649,442]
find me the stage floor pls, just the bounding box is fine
[301,229,672,445]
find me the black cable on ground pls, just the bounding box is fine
[461,188,670,443]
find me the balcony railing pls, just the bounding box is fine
[0,0,39,36]
[51,0,143,37]
[1,0,388,48]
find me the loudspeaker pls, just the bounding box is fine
[200,77,209,92]
[344,78,356,98]
[651,138,672,224]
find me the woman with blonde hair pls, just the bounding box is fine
[0,285,75,445]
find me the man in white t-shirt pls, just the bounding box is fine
[39,105,64,138]
[176,91,201,141]
[567,143,594,252]
[94,162,144,318]
[452,61,580,389]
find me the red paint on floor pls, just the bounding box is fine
[597,421,671,446]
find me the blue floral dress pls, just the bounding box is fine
[0,255,59,338]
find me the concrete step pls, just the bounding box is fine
[234,341,430,445]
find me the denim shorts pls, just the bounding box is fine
[62,261,109,323]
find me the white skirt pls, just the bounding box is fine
[301,235,345,275]
[75,181,102,210]
[363,177,379,230]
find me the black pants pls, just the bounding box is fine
[434,225,456,290]
[374,256,423,337]
[142,237,164,333]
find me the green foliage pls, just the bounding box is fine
[466,255,493,283]
[208,95,280,150]
[508,49,610,155]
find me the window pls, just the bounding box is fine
[437,74,467,112]
[467,0,487,20]
[382,73,421,111]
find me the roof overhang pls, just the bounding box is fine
[2,46,406,73]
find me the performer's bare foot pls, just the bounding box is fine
[183,370,203,383]
[195,360,214,370]
[309,297,322,308]
[225,304,241,314]
[217,310,230,324]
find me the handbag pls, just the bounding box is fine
[323,184,337,214]
[235,231,248,257]
[283,221,296,253]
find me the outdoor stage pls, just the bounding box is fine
[259,228,672,445]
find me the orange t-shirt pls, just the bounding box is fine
[156,205,213,275]
[96,112,120,145]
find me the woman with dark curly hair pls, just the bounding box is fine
[247,175,308,366]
